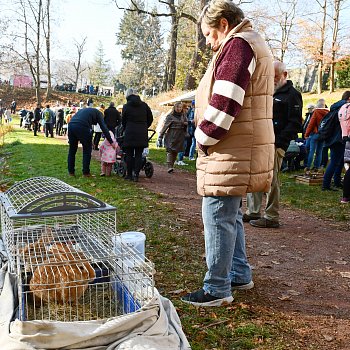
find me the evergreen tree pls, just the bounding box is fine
[89,40,110,87]
[116,1,164,95]
[336,56,350,88]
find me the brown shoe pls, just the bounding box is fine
[242,213,261,222]
[249,217,280,228]
[83,173,92,178]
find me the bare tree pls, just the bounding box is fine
[253,0,298,62]
[18,0,44,105]
[42,0,52,97]
[315,0,328,94]
[329,0,345,92]
[72,37,88,91]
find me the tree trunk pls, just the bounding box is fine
[36,0,43,106]
[329,0,341,92]
[317,0,327,94]
[184,0,208,90]
[166,0,178,90]
[184,20,206,90]
[45,0,52,98]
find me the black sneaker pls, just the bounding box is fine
[242,213,261,222]
[181,289,233,307]
[231,281,254,290]
[321,187,338,192]
[250,217,280,228]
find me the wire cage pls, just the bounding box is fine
[0,177,154,321]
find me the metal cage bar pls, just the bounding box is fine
[0,177,155,322]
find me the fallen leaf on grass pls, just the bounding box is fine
[340,272,350,278]
[322,334,334,342]
[168,289,185,295]
[90,182,96,187]
[286,289,301,296]
[334,259,347,265]
[95,188,102,193]
[271,260,281,265]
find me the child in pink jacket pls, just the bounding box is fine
[338,103,350,139]
[99,131,119,176]
[338,102,350,203]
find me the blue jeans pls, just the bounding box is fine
[68,124,93,175]
[202,196,252,298]
[306,133,324,169]
[189,136,196,159]
[323,142,345,188]
[178,139,187,161]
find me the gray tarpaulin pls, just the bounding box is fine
[0,240,191,350]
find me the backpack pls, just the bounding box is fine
[44,110,51,122]
[317,107,341,141]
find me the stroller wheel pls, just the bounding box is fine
[113,162,119,174]
[144,161,154,178]
[117,162,127,177]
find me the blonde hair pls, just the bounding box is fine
[173,102,183,112]
[199,0,244,28]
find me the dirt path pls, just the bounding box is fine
[109,158,350,348]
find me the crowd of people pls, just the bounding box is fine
[0,99,16,124]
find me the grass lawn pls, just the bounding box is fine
[0,124,347,349]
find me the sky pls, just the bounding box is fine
[54,0,124,71]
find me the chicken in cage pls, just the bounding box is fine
[0,176,155,322]
[24,231,96,304]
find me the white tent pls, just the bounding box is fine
[159,90,196,106]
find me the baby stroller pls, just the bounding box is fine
[114,127,155,178]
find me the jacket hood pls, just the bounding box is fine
[126,94,142,106]
[330,99,346,111]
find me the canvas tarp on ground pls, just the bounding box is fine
[0,239,191,350]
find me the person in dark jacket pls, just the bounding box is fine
[104,102,121,132]
[245,61,303,228]
[33,105,41,136]
[55,108,65,136]
[68,107,115,177]
[122,88,153,182]
[322,91,350,191]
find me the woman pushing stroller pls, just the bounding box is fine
[122,88,153,182]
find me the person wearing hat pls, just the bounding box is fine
[302,103,315,139]
[104,102,121,132]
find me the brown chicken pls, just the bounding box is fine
[20,230,54,271]
[29,242,96,304]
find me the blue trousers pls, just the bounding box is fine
[68,124,93,175]
[323,142,345,188]
[202,196,252,298]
